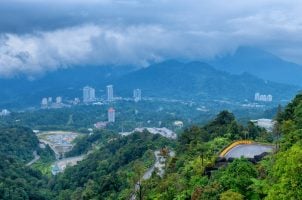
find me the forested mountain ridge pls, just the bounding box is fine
[115,60,299,102]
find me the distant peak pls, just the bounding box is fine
[234,46,277,59]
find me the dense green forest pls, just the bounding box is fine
[0,126,54,199]
[0,93,301,199]
[0,126,38,162]
[52,132,175,199]
[141,94,302,199]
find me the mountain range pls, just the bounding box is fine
[211,46,302,86]
[114,60,298,101]
[0,47,301,109]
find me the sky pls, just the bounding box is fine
[0,0,302,78]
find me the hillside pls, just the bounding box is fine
[211,46,302,86]
[0,126,39,162]
[138,93,302,199]
[0,93,301,199]
[52,132,174,199]
[0,126,54,199]
[115,60,299,102]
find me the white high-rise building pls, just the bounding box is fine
[108,107,115,122]
[133,89,142,102]
[267,95,273,102]
[41,98,48,108]
[0,109,11,116]
[255,92,273,102]
[56,96,62,104]
[83,86,96,103]
[89,88,95,100]
[254,93,260,101]
[107,85,114,101]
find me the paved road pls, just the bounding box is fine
[26,151,40,166]
[224,144,274,159]
[131,150,175,200]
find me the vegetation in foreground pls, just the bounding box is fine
[0,94,301,199]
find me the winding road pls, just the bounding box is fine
[130,150,175,200]
[26,151,40,166]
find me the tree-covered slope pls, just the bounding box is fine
[0,126,54,200]
[142,110,270,199]
[51,131,175,200]
[142,93,302,200]
[0,126,39,162]
[0,157,54,200]
[1,94,302,199]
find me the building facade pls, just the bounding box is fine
[107,85,114,101]
[108,107,115,122]
[254,92,273,102]
[83,86,96,103]
[133,88,142,102]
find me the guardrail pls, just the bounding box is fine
[219,140,253,157]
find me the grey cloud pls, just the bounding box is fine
[0,0,302,77]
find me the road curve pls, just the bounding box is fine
[26,151,40,166]
[224,144,274,159]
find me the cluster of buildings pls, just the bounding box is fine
[39,85,142,124]
[41,97,63,109]
[45,133,78,146]
[254,93,273,102]
[83,85,142,103]
[94,121,108,129]
[82,85,141,124]
[120,127,177,139]
[0,109,10,116]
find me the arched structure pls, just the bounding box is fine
[219,140,274,159]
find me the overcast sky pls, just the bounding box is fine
[0,0,302,78]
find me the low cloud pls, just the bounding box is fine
[0,0,302,77]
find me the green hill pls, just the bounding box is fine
[0,126,39,162]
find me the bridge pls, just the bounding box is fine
[219,140,275,159]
